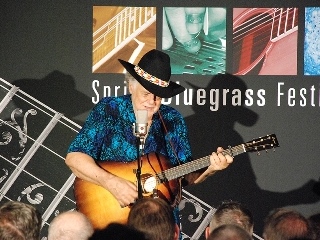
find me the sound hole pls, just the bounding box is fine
[141,174,156,193]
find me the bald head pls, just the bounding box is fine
[48,211,93,240]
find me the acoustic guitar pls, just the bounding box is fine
[74,134,279,229]
[233,8,298,75]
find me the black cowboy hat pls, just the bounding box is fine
[118,49,185,98]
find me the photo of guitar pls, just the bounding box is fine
[74,134,279,229]
[163,7,226,75]
[232,8,298,75]
[92,6,156,73]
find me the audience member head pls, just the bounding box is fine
[207,224,253,240]
[127,197,179,240]
[263,208,314,240]
[89,222,146,240]
[0,200,42,240]
[205,200,254,239]
[48,210,94,240]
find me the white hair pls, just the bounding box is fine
[125,72,139,91]
[48,211,93,240]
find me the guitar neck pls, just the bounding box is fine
[271,8,298,42]
[156,144,246,182]
[114,7,152,45]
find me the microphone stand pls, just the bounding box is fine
[133,123,147,199]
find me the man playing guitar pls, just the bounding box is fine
[65,49,233,231]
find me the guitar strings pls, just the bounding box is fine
[233,8,276,38]
[165,39,226,74]
[153,136,277,185]
[157,144,247,182]
[233,8,297,41]
[233,8,298,51]
[233,8,297,53]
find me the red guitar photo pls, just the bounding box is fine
[232,8,298,75]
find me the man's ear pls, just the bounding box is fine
[205,226,210,239]
[174,224,180,240]
[249,225,254,236]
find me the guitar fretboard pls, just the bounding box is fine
[156,144,246,182]
[156,133,278,183]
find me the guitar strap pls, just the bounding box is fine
[157,110,183,206]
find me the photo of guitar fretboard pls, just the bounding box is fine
[164,37,226,75]
[92,6,156,73]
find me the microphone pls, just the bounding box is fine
[133,110,148,150]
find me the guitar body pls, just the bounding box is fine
[233,8,298,75]
[258,31,297,75]
[74,152,179,229]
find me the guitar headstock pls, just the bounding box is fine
[244,134,279,153]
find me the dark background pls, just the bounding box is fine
[1,0,320,237]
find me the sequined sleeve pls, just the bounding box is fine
[67,98,109,160]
